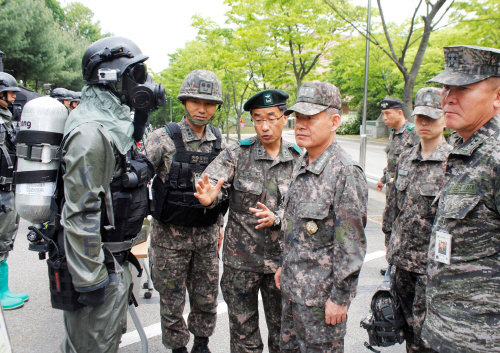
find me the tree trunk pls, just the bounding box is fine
[236,113,241,140]
[402,80,414,122]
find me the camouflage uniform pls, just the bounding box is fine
[280,142,368,352]
[382,140,452,353]
[0,107,19,261]
[421,118,500,352]
[380,121,420,188]
[145,117,226,349]
[204,135,301,353]
[421,45,500,353]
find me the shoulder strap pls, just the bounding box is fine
[164,122,186,153]
[239,139,252,146]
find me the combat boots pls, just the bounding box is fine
[191,337,210,353]
[0,260,25,310]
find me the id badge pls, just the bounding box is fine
[434,231,452,265]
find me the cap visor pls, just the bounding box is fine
[412,106,442,120]
[426,70,489,86]
[284,102,327,116]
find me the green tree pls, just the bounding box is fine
[62,2,110,42]
[228,0,352,89]
[450,0,500,48]
[324,0,455,118]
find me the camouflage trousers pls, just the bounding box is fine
[395,267,434,353]
[220,265,282,353]
[150,241,219,349]
[0,191,19,261]
[280,297,345,353]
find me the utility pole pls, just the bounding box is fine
[359,0,371,170]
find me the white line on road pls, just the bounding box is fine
[364,250,385,263]
[120,250,386,348]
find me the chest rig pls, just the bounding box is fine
[152,122,228,227]
[100,146,155,246]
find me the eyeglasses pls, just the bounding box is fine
[252,114,284,126]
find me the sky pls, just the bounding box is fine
[66,0,445,73]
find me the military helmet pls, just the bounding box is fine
[51,88,72,101]
[82,36,149,85]
[360,265,406,350]
[177,70,223,105]
[70,91,81,103]
[0,72,21,94]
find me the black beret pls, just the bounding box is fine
[243,89,289,112]
[379,97,403,110]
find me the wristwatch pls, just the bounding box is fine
[273,213,281,227]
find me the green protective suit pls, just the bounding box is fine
[60,85,135,353]
[0,107,19,261]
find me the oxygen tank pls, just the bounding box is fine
[15,97,68,227]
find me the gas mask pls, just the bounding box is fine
[98,62,166,141]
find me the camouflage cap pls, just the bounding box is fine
[427,45,500,86]
[379,97,403,110]
[177,69,224,104]
[285,82,341,116]
[412,87,442,120]
[243,89,289,112]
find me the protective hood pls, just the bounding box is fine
[64,85,134,154]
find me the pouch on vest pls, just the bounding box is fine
[152,122,229,227]
[101,149,155,243]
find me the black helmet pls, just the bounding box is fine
[51,88,72,101]
[70,91,81,103]
[82,36,148,85]
[0,72,21,95]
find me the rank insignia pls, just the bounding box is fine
[306,221,318,235]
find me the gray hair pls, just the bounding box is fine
[325,106,341,118]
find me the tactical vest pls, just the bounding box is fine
[152,122,229,227]
[42,139,154,312]
[0,120,17,192]
[100,147,155,246]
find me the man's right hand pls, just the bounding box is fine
[376,181,384,191]
[275,267,282,290]
[194,173,224,206]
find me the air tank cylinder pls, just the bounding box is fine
[15,97,68,227]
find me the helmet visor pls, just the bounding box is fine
[129,63,148,84]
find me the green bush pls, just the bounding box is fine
[337,113,362,135]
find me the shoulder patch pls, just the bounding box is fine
[239,139,253,146]
[407,124,415,131]
[292,143,301,154]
